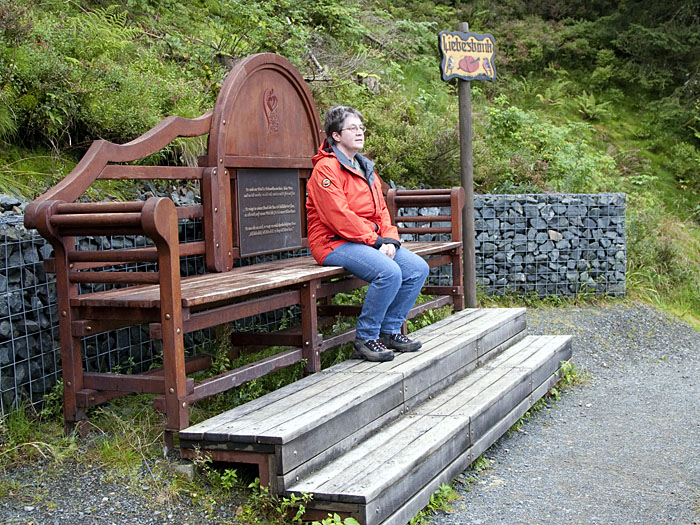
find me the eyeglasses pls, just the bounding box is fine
[340,125,366,133]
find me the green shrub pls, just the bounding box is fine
[666,142,700,191]
[477,95,617,193]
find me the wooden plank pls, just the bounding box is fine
[484,333,556,370]
[309,415,469,518]
[182,347,304,402]
[224,155,313,169]
[69,271,160,284]
[399,335,478,403]
[476,308,526,357]
[379,370,562,525]
[385,309,521,386]
[468,369,559,462]
[477,328,527,368]
[278,404,405,492]
[336,309,491,375]
[461,369,532,441]
[278,374,404,474]
[82,372,191,394]
[202,372,370,440]
[289,415,449,500]
[69,241,460,309]
[182,308,524,452]
[99,165,205,180]
[186,371,396,444]
[361,349,570,525]
[518,335,572,388]
[402,358,479,414]
[228,371,403,445]
[359,424,471,525]
[304,354,563,523]
[180,372,332,441]
[284,308,524,474]
[410,366,496,416]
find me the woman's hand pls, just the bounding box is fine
[379,243,396,259]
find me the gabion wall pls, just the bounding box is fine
[0,192,626,415]
[474,193,626,296]
[0,215,60,416]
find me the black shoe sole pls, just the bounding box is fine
[351,348,394,362]
[380,337,422,352]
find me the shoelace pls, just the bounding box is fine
[390,333,412,344]
[367,339,389,352]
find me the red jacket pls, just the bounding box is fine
[306,140,400,264]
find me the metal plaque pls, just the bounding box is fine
[237,169,303,257]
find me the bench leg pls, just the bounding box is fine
[301,279,321,373]
[161,322,189,434]
[60,317,87,434]
[452,247,466,311]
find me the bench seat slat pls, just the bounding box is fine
[71,241,460,309]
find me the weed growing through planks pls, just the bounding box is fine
[237,478,312,524]
[509,396,550,434]
[311,513,361,525]
[509,359,587,434]
[470,455,494,472]
[409,483,459,524]
[192,453,239,494]
[558,360,587,389]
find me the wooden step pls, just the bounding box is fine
[289,334,572,525]
[179,308,526,490]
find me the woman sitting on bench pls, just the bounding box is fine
[306,105,429,362]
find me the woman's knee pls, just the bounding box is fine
[376,262,402,287]
[400,251,429,280]
[418,257,430,279]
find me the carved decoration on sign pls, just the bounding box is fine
[438,31,497,82]
[263,88,279,132]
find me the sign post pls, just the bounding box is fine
[438,22,496,308]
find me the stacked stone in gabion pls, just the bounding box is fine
[1,192,627,415]
[474,193,626,297]
[0,215,60,413]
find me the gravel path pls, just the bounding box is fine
[1,301,698,524]
[435,301,700,525]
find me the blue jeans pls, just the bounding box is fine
[323,243,429,340]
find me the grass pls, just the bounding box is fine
[508,359,588,435]
[409,483,460,524]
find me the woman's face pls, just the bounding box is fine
[332,114,365,157]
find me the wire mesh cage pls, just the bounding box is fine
[0,192,626,415]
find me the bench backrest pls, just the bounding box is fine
[204,53,322,271]
[24,54,322,274]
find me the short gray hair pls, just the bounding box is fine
[324,106,363,145]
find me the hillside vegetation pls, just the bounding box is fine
[1,0,699,325]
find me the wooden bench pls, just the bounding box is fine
[24,53,465,446]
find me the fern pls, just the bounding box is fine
[68,6,142,61]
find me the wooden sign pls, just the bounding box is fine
[438,31,496,82]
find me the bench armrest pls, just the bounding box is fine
[33,197,181,286]
[386,187,465,242]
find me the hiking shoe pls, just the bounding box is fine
[353,338,394,362]
[380,333,422,352]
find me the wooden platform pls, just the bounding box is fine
[179,308,572,524]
